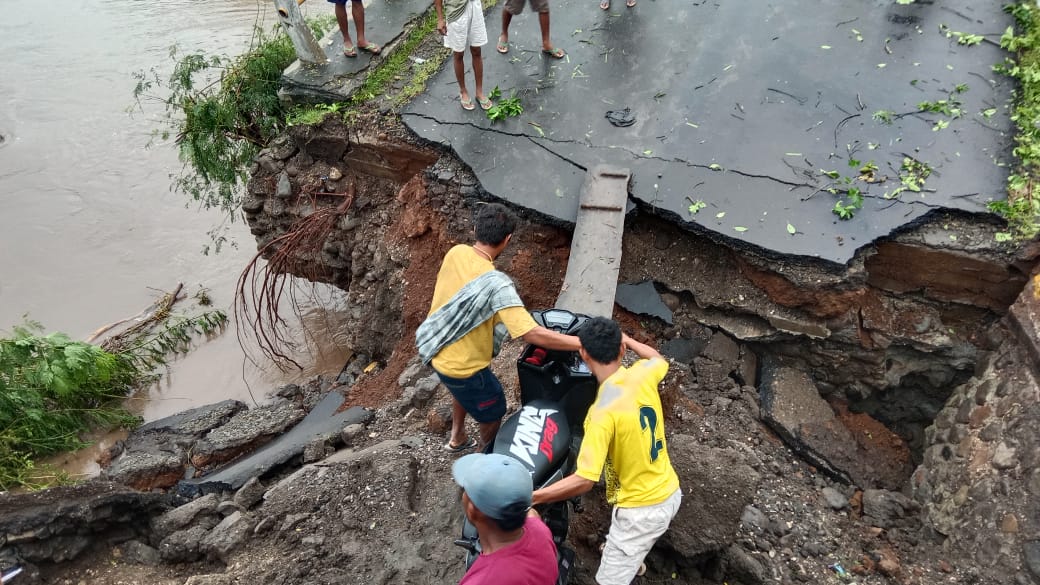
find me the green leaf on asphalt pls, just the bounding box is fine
[787,223,796,234]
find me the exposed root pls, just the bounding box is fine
[234,182,357,370]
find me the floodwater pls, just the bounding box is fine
[0,0,350,474]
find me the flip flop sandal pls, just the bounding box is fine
[478,97,493,110]
[542,47,566,59]
[460,95,476,111]
[343,44,357,58]
[360,42,381,55]
[444,437,477,452]
[497,36,509,53]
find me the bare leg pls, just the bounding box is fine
[335,2,353,48]
[351,0,368,48]
[471,46,485,101]
[539,10,553,52]
[453,51,470,102]
[478,419,501,449]
[450,397,469,447]
[500,9,514,45]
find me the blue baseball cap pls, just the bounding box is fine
[452,453,533,520]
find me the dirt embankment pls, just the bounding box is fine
[4,115,1040,585]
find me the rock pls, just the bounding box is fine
[159,525,210,562]
[102,438,188,491]
[116,540,160,566]
[660,338,706,364]
[862,489,918,529]
[758,363,911,489]
[274,384,302,400]
[217,500,243,517]
[821,487,848,510]
[341,423,366,446]
[736,346,758,387]
[397,359,425,387]
[702,331,741,370]
[1002,514,1020,533]
[328,167,343,181]
[658,436,761,557]
[152,493,221,539]
[275,171,293,198]
[400,375,439,412]
[1024,541,1040,581]
[200,511,256,562]
[877,556,901,578]
[723,544,768,584]
[302,438,330,463]
[427,404,453,435]
[399,436,423,449]
[993,442,1018,469]
[256,154,279,174]
[191,401,306,469]
[233,477,267,510]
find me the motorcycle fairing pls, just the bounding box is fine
[494,399,572,487]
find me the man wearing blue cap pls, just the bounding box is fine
[453,453,559,584]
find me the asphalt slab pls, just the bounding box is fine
[403,0,1014,265]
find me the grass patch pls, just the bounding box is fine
[990,2,1040,241]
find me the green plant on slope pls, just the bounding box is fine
[131,18,334,219]
[0,311,227,491]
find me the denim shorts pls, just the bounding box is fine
[436,368,507,423]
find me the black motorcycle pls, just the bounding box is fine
[454,308,598,585]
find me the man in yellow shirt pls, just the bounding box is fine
[531,317,681,585]
[417,203,580,451]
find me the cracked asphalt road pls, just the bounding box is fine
[403,0,1013,265]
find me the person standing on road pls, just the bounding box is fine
[531,317,682,585]
[496,0,565,59]
[416,203,580,452]
[329,0,381,58]
[435,0,493,111]
[453,453,559,584]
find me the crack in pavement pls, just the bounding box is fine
[404,112,818,192]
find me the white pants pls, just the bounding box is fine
[597,488,682,585]
[443,0,488,53]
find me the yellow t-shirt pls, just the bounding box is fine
[575,357,680,507]
[428,244,538,378]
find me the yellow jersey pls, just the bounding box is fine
[575,357,680,507]
[428,245,538,378]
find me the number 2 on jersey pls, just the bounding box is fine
[639,406,664,462]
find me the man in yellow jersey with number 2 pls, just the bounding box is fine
[531,317,681,585]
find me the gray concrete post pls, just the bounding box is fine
[273,0,327,64]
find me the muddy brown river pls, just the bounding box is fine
[0,0,349,473]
